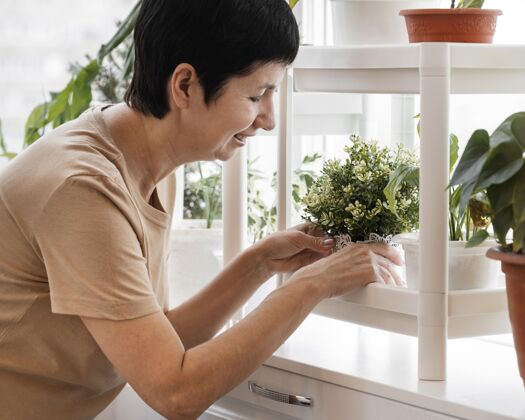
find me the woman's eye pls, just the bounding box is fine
[249,96,262,103]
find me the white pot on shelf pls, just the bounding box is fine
[393,232,501,291]
[329,0,441,45]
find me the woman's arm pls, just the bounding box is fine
[164,243,272,349]
[165,225,337,349]
[81,242,402,419]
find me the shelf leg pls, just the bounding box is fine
[418,43,450,381]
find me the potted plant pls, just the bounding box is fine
[327,0,441,45]
[450,111,525,386]
[399,0,502,44]
[386,131,500,290]
[302,134,419,263]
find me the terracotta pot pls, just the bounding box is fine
[399,8,502,43]
[487,247,525,387]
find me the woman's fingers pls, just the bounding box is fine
[375,254,406,287]
[366,243,404,266]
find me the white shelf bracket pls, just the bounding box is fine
[418,43,451,381]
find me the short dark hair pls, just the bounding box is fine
[125,0,300,119]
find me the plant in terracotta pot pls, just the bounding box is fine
[328,0,441,45]
[399,0,503,44]
[302,135,419,257]
[385,131,499,290]
[449,111,525,386]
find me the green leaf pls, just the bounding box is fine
[302,153,322,164]
[457,0,484,7]
[457,179,477,215]
[477,140,524,190]
[466,229,489,248]
[302,173,314,189]
[97,1,141,62]
[289,0,301,8]
[492,205,513,246]
[23,103,48,147]
[490,112,525,148]
[513,220,525,254]
[413,113,421,138]
[0,152,17,160]
[121,44,135,82]
[449,186,462,211]
[450,129,490,187]
[511,115,525,150]
[0,119,8,155]
[71,60,99,118]
[47,81,74,125]
[512,166,525,225]
[487,181,514,214]
[383,164,419,214]
[449,133,459,173]
[292,184,301,204]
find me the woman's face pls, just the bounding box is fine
[189,62,286,161]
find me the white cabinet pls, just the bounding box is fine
[214,365,456,420]
[272,43,525,380]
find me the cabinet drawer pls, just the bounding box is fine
[224,365,457,420]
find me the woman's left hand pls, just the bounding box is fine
[256,223,334,275]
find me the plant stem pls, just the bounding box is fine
[197,162,212,229]
[465,205,470,241]
[450,0,456,8]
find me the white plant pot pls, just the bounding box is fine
[169,220,223,305]
[335,233,407,285]
[329,0,441,45]
[393,232,501,290]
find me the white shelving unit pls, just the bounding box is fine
[276,43,525,381]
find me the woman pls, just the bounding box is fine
[0,0,404,418]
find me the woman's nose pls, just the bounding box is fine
[254,98,275,132]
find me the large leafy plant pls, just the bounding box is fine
[450,112,525,254]
[302,135,419,241]
[0,3,140,159]
[384,129,491,244]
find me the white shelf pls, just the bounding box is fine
[313,284,510,339]
[277,43,525,380]
[294,44,525,94]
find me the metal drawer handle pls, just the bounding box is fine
[248,381,313,407]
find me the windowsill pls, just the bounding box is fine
[263,314,524,419]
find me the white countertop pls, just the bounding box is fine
[264,314,525,420]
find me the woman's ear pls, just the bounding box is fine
[169,63,199,109]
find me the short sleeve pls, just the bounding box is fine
[34,174,162,320]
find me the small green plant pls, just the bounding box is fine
[183,162,223,228]
[450,112,525,254]
[386,113,492,243]
[451,0,484,8]
[302,135,419,241]
[248,153,321,243]
[181,153,321,241]
[384,130,491,243]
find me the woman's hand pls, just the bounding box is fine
[255,223,335,276]
[289,241,405,299]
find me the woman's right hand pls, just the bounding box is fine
[289,242,405,299]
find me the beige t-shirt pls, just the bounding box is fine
[0,105,176,419]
